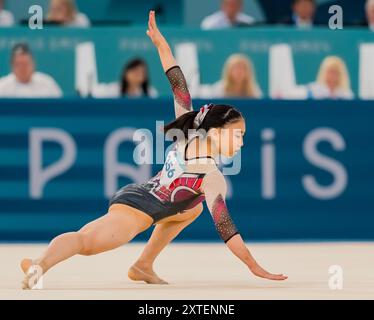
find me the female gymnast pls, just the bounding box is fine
[21,11,287,289]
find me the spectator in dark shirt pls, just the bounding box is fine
[120,58,158,98]
[281,0,317,28]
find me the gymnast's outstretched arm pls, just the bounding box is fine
[202,170,288,281]
[146,10,193,118]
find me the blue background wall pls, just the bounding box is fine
[0,98,373,242]
[1,27,373,98]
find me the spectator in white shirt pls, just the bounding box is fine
[366,0,374,31]
[0,0,14,27]
[201,0,255,30]
[0,43,62,98]
[47,0,90,28]
[198,54,262,99]
[307,56,354,100]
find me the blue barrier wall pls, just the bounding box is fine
[0,98,373,241]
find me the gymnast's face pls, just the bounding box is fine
[209,118,246,158]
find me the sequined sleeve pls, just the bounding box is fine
[165,65,193,118]
[201,170,239,243]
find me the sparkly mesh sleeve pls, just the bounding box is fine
[201,170,239,243]
[165,66,193,118]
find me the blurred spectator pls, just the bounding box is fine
[47,0,90,27]
[92,58,158,98]
[0,43,62,98]
[282,0,317,28]
[120,58,158,97]
[366,0,374,31]
[201,0,255,30]
[0,0,14,27]
[199,54,262,98]
[307,56,353,100]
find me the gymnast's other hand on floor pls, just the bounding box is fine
[249,263,288,281]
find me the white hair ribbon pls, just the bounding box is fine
[193,104,213,129]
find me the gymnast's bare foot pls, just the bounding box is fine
[128,263,169,285]
[20,258,44,289]
[20,258,33,274]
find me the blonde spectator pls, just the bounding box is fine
[47,0,90,27]
[0,0,14,27]
[200,54,262,98]
[308,56,354,100]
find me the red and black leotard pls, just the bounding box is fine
[109,66,239,243]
